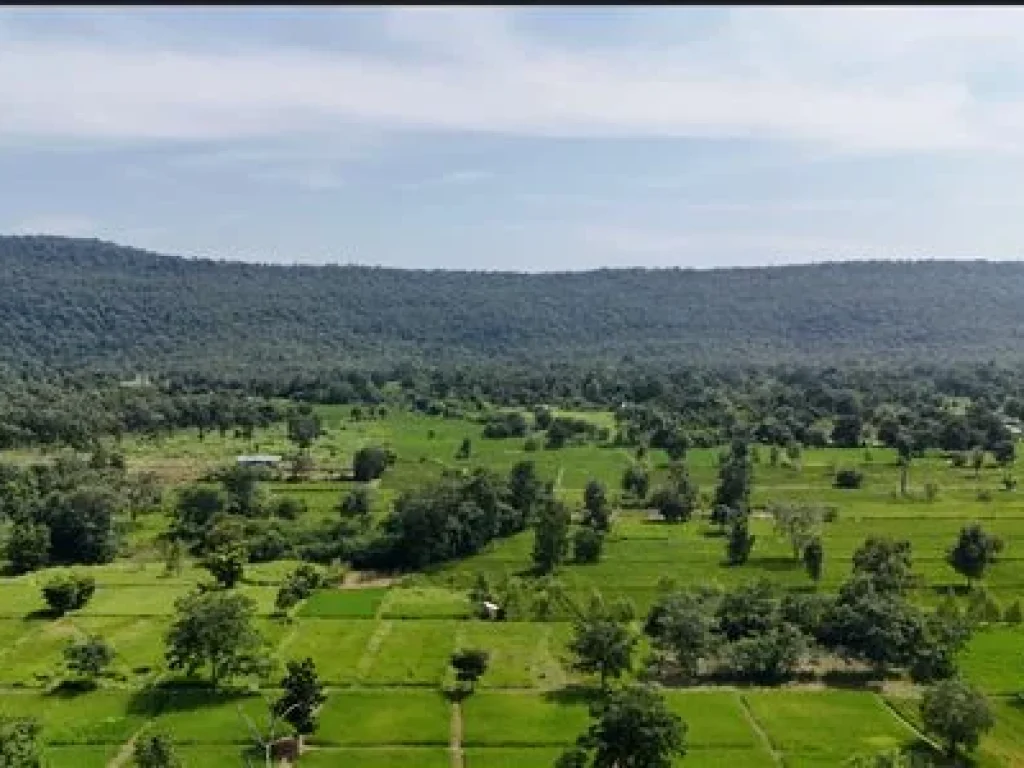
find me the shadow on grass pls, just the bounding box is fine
[543,684,602,707]
[124,679,257,717]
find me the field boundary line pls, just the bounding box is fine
[108,720,152,768]
[738,692,783,766]
[877,694,943,754]
[355,620,393,680]
[450,700,464,768]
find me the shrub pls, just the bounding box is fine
[42,573,96,615]
[573,527,605,564]
[833,469,864,489]
[976,489,993,502]
[64,635,115,680]
[1005,600,1023,624]
[924,482,940,502]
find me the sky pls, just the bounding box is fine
[3,6,1024,271]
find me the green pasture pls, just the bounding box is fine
[2,406,1024,764]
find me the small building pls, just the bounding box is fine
[236,454,282,468]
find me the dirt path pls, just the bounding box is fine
[108,722,151,768]
[450,701,464,768]
[356,620,393,678]
[738,694,783,766]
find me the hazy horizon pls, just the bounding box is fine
[4,7,1024,270]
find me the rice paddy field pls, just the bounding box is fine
[2,405,1024,766]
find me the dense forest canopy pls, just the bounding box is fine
[5,235,1024,375]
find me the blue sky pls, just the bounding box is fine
[3,6,1024,271]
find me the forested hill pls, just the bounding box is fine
[4,235,1024,374]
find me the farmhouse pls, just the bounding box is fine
[235,454,282,468]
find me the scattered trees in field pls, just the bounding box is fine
[0,715,42,768]
[714,440,753,514]
[532,498,571,575]
[921,678,994,759]
[202,543,247,588]
[803,537,824,583]
[620,464,650,501]
[948,523,1004,588]
[165,589,268,687]
[582,480,611,532]
[573,526,605,564]
[132,731,182,768]
[725,515,756,565]
[557,685,687,768]
[275,564,326,613]
[352,445,392,481]
[63,634,115,683]
[568,598,637,690]
[42,573,96,615]
[273,657,327,738]
[852,537,915,594]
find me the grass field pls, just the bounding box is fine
[2,406,1024,765]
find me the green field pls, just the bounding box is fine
[2,406,1024,766]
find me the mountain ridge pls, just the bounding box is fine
[3,234,1024,374]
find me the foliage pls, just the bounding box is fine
[920,678,995,758]
[450,649,490,684]
[63,634,115,680]
[568,600,637,688]
[353,445,391,482]
[852,537,915,594]
[725,515,756,565]
[0,715,41,768]
[132,731,182,768]
[561,684,687,768]
[532,498,571,575]
[42,573,96,614]
[803,537,825,583]
[947,523,1004,587]
[164,588,268,687]
[274,657,327,736]
[201,543,247,589]
[573,527,606,564]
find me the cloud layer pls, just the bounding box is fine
[3,7,1024,155]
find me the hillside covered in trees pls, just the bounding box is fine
[4,235,1024,374]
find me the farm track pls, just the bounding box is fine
[449,701,464,768]
[738,693,783,765]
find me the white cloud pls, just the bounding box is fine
[0,8,1023,155]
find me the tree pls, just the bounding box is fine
[726,515,755,565]
[573,527,605,564]
[202,543,247,589]
[621,464,649,500]
[920,678,994,759]
[287,411,321,455]
[450,648,490,687]
[644,590,714,680]
[0,715,42,768]
[895,433,913,496]
[803,537,824,584]
[770,503,823,561]
[833,469,864,489]
[714,440,753,513]
[6,521,49,574]
[568,612,636,690]
[562,684,687,768]
[44,488,118,565]
[456,437,472,460]
[831,413,863,448]
[132,731,182,768]
[948,523,1004,588]
[352,445,389,482]
[582,480,611,531]
[172,485,226,542]
[64,634,115,681]
[724,623,807,684]
[971,448,985,479]
[339,487,371,521]
[852,537,914,594]
[820,577,925,675]
[532,498,571,574]
[273,657,326,737]
[716,580,776,642]
[42,573,96,615]
[165,589,267,687]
